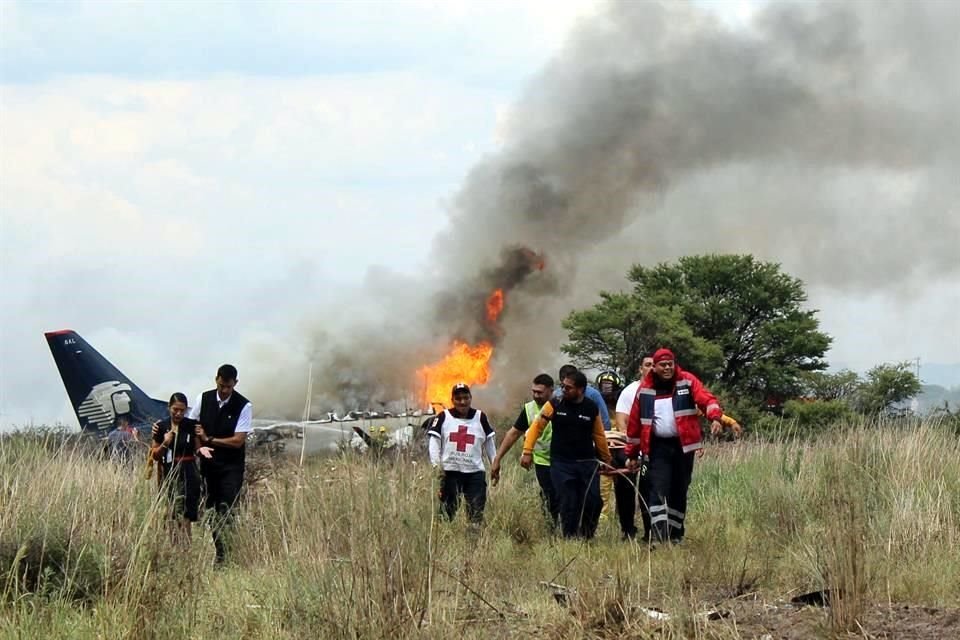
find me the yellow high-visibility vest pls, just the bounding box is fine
[526,400,552,466]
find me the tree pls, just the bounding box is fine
[855,362,921,415]
[562,254,831,402]
[802,369,861,401]
[560,292,724,379]
[628,255,831,399]
[782,399,854,434]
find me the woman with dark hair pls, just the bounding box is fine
[150,393,210,541]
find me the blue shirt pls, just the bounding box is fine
[554,385,611,430]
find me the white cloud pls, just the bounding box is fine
[0,69,519,425]
[2,0,955,428]
[1,73,505,263]
[812,284,960,373]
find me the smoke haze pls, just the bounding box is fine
[270,0,957,417]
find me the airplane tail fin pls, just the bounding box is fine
[44,330,168,435]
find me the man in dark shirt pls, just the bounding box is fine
[106,413,139,463]
[520,371,611,539]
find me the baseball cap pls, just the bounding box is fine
[653,348,675,364]
[451,382,471,395]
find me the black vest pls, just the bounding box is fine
[199,389,250,466]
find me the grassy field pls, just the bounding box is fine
[1,419,958,639]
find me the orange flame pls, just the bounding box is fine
[486,289,504,323]
[417,341,493,407]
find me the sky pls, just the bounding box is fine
[1,0,958,427]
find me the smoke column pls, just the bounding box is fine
[254,0,960,416]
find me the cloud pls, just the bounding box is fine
[2,0,958,427]
[0,70,513,425]
[245,0,960,418]
[423,0,958,348]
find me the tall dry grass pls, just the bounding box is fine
[1,419,958,639]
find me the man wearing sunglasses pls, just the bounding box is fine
[520,371,611,539]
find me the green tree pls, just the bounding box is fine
[782,399,854,434]
[628,255,830,399]
[802,369,861,401]
[562,254,831,402]
[855,362,921,415]
[560,292,723,379]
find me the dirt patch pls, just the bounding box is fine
[729,599,960,639]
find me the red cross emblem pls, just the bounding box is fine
[448,425,475,452]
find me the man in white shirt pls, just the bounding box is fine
[615,355,655,431]
[189,364,252,564]
[625,349,723,544]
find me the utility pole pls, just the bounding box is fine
[914,356,921,382]
[302,362,313,422]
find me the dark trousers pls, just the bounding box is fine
[646,437,695,543]
[534,463,560,528]
[550,458,602,539]
[160,460,202,522]
[202,462,244,561]
[440,470,487,523]
[610,448,651,540]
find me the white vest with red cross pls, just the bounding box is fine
[438,408,490,473]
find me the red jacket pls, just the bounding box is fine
[626,365,722,457]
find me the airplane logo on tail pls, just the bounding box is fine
[44,329,169,436]
[77,381,133,432]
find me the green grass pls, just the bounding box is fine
[1,420,958,639]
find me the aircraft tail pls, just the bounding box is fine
[44,329,168,435]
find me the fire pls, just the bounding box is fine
[486,289,504,323]
[414,250,547,408]
[417,341,494,408]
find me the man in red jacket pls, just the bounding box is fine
[625,348,723,544]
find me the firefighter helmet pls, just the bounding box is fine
[596,370,623,401]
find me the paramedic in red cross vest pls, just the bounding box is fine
[427,383,497,523]
[190,364,252,564]
[625,348,722,544]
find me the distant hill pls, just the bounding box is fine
[916,384,960,413]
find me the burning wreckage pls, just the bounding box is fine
[331,246,548,458]
[45,247,547,461]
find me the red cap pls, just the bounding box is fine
[652,348,675,364]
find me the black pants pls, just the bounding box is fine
[534,463,560,528]
[646,437,695,543]
[202,462,244,561]
[550,458,602,539]
[610,448,650,540]
[440,470,487,523]
[160,460,201,522]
